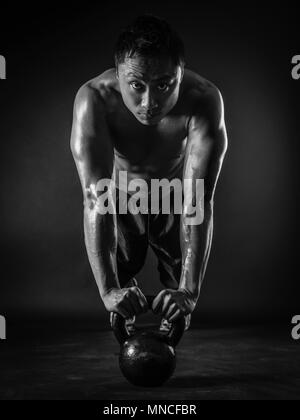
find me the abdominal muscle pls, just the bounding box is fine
[112,147,185,196]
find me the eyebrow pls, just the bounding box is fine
[154,75,175,81]
[126,72,143,78]
[126,72,175,81]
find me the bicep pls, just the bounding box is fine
[183,89,228,204]
[70,86,115,198]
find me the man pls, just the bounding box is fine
[70,15,228,332]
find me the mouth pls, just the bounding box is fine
[139,111,161,119]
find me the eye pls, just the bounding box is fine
[130,81,143,90]
[157,83,170,91]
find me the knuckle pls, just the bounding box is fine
[115,302,122,310]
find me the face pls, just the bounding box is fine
[116,54,184,126]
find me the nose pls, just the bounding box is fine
[141,89,158,112]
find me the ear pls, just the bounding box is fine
[115,60,120,79]
[180,65,185,83]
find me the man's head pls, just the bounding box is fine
[114,15,185,125]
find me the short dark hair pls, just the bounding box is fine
[114,15,185,68]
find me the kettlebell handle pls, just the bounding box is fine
[111,295,185,348]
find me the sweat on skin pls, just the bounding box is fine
[70,41,228,322]
[87,172,205,225]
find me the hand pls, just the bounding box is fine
[102,285,148,319]
[152,289,197,322]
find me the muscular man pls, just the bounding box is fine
[70,15,228,331]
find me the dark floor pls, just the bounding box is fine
[0,323,299,400]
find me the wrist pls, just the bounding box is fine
[178,286,199,303]
[100,286,120,299]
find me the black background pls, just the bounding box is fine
[0,1,299,326]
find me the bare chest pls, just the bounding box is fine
[107,112,188,178]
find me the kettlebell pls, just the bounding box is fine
[111,295,185,387]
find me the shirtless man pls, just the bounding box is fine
[70,15,228,330]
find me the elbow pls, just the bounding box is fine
[203,188,214,211]
[182,191,214,225]
[204,201,214,221]
[205,198,214,211]
[83,183,116,215]
[204,196,214,219]
[83,184,98,211]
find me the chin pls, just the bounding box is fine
[136,113,164,126]
[139,119,158,126]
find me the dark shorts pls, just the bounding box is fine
[115,187,183,289]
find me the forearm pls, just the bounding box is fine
[179,203,214,301]
[83,202,120,298]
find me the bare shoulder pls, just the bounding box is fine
[74,68,119,112]
[182,68,223,103]
[71,69,117,158]
[72,68,118,133]
[181,69,225,128]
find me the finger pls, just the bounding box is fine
[161,294,172,316]
[116,306,131,319]
[133,287,149,313]
[121,294,136,318]
[128,289,144,316]
[173,303,187,316]
[164,302,178,320]
[177,303,189,316]
[168,309,182,323]
[152,290,167,314]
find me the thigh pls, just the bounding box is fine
[148,189,183,288]
[116,189,149,287]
